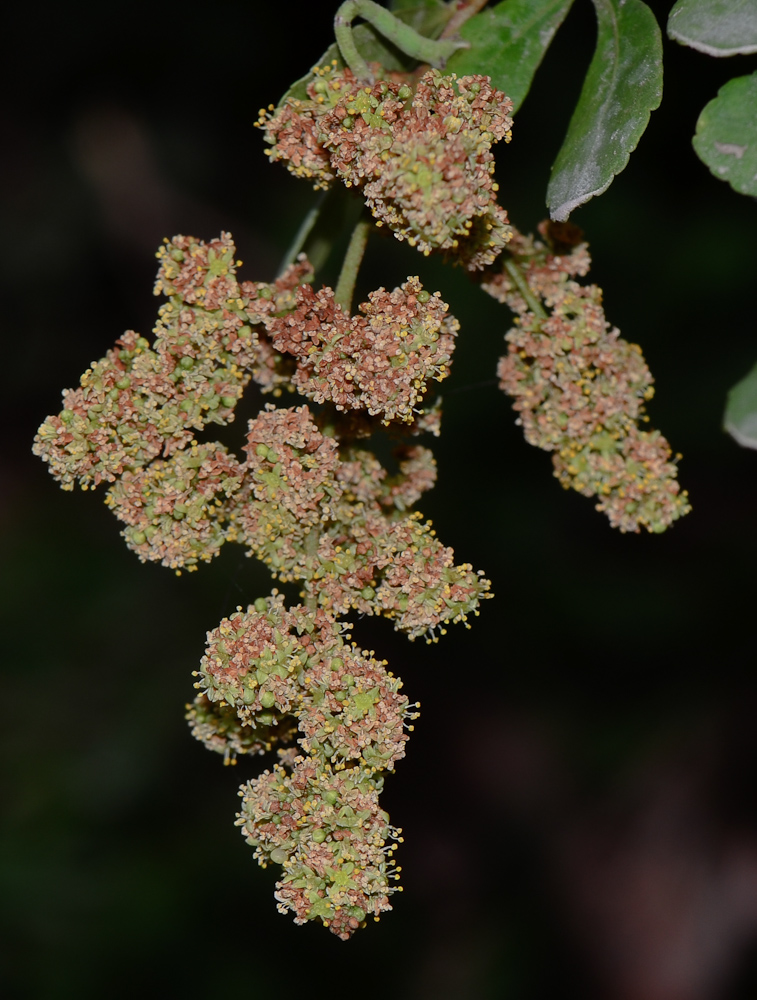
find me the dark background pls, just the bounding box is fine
[3,1,757,997]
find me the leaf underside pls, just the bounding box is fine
[724,360,757,450]
[445,0,575,115]
[667,0,757,57]
[692,72,757,197]
[547,0,663,222]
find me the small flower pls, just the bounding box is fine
[186,692,297,763]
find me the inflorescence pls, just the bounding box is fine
[34,230,490,937]
[34,45,691,942]
[259,64,514,269]
[483,222,691,532]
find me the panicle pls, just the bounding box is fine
[237,758,401,939]
[261,67,514,269]
[485,222,690,533]
[232,404,491,640]
[35,230,493,940]
[32,233,305,490]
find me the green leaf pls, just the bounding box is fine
[547,0,663,222]
[278,2,449,106]
[724,360,757,450]
[668,0,757,57]
[389,0,452,37]
[444,0,575,115]
[692,72,757,196]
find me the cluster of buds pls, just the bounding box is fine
[187,594,415,936]
[483,223,691,532]
[259,65,514,269]
[35,232,491,935]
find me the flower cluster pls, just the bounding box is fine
[235,404,491,640]
[267,276,458,423]
[237,759,401,939]
[189,594,415,937]
[260,65,514,268]
[484,223,691,532]
[36,230,491,935]
[105,441,243,570]
[33,235,250,490]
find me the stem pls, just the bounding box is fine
[504,258,549,321]
[277,191,328,277]
[334,216,371,313]
[441,0,489,39]
[334,0,468,81]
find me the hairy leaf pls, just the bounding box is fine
[668,0,757,57]
[445,0,575,115]
[724,360,757,450]
[692,72,757,196]
[547,0,663,222]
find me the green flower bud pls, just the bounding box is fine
[312,828,327,843]
[260,690,276,709]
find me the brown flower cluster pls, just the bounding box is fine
[266,276,458,423]
[484,223,690,533]
[36,232,492,937]
[105,441,242,570]
[235,404,491,640]
[187,594,414,937]
[32,233,304,492]
[238,759,401,939]
[260,66,514,268]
